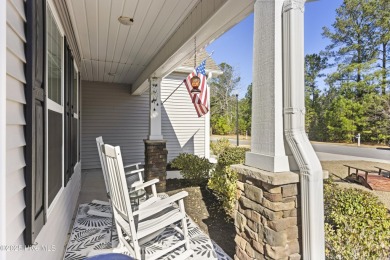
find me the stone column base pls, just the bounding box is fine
[231,164,301,260]
[144,140,168,192]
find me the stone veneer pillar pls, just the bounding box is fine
[232,165,301,260]
[144,140,167,192]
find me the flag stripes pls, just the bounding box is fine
[183,60,209,117]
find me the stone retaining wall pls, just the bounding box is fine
[232,165,301,260]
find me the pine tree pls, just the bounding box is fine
[369,0,390,94]
[322,0,377,98]
[304,54,327,137]
[210,63,240,134]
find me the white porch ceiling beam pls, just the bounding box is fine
[131,0,254,95]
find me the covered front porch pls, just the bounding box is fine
[61,0,252,258]
[60,0,325,258]
[3,0,326,259]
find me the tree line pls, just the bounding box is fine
[210,0,390,144]
[209,63,252,136]
[306,0,390,143]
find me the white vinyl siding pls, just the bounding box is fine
[161,72,205,162]
[81,75,207,170]
[81,81,149,169]
[5,0,27,255]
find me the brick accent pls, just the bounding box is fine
[144,140,168,192]
[233,165,301,260]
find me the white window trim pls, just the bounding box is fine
[73,60,79,119]
[0,0,7,256]
[47,0,65,35]
[73,61,80,165]
[47,99,64,114]
[45,2,65,217]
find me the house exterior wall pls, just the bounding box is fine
[81,81,149,169]
[6,0,28,251]
[5,1,81,259]
[161,72,206,162]
[81,73,208,170]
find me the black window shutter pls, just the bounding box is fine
[25,0,46,245]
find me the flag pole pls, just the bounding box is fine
[162,80,185,104]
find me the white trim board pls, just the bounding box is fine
[0,0,7,256]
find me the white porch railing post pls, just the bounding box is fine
[282,0,325,258]
[245,0,290,173]
[148,77,163,140]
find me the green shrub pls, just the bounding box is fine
[208,167,238,214]
[324,180,390,259]
[208,147,249,214]
[210,138,231,157]
[170,153,214,185]
[218,147,249,167]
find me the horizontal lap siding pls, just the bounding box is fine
[81,81,149,169]
[6,0,27,257]
[161,72,205,162]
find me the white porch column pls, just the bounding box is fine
[245,0,290,172]
[204,72,213,159]
[283,0,325,258]
[148,77,163,140]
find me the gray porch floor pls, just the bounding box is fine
[77,169,108,205]
[64,169,107,258]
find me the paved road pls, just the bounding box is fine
[210,136,251,146]
[312,143,390,162]
[211,136,390,162]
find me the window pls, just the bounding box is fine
[47,7,62,105]
[46,4,63,209]
[25,0,81,244]
[64,43,79,184]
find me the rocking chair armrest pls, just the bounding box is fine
[132,179,159,191]
[124,168,144,176]
[133,191,188,217]
[124,162,142,169]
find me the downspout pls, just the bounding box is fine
[282,1,325,259]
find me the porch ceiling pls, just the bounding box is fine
[65,0,254,94]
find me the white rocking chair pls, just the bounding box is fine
[102,144,193,260]
[96,136,158,192]
[88,137,160,221]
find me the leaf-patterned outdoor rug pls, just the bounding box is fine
[63,198,232,260]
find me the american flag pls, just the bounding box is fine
[183,60,209,117]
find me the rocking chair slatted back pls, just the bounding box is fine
[103,144,134,220]
[96,136,110,195]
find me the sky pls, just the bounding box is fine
[206,0,344,98]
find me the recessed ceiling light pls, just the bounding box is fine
[108,72,116,76]
[118,16,134,26]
